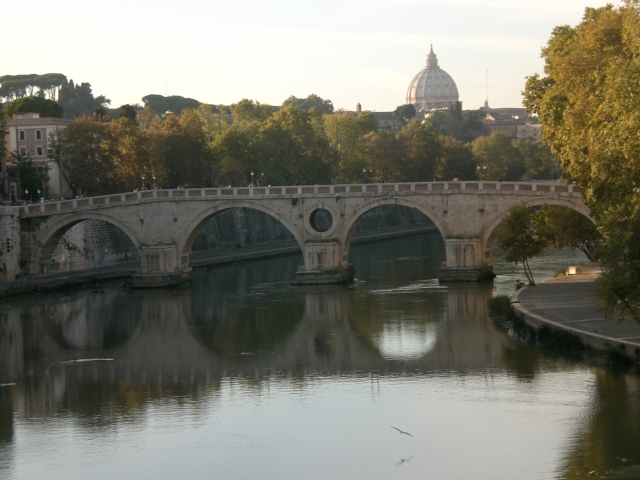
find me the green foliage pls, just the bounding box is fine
[141,94,200,115]
[282,94,334,115]
[439,136,478,181]
[472,133,525,181]
[7,152,49,201]
[496,203,547,285]
[523,2,640,320]
[393,104,416,122]
[532,205,601,260]
[427,104,488,143]
[118,104,138,121]
[57,116,124,196]
[516,139,560,180]
[4,96,63,119]
[58,80,110,118]
[0,73,66,102]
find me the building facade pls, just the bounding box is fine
[5,112,70,200]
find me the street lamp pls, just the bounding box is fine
[152,175,156,190]
[363,167,366,184]
[141,175,145,190]
[260,172,264,186]
[24,189,28,201]
[250,171,254,186]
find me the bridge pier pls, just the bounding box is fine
[438,239,495,282]
[131,245,192,288]
[293,241,354,285]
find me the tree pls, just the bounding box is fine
[282,94,334,115]
[438,137,478,181]
[4,96,63,119]
[515,139,560,180]
[58,79,111,118]
[472,133,525,181]
[0,73,66,102]
[118,104,138,121]
[395,121,444,182]
[495,203,547,285]
[427,105,488,142]
[57,116,124,196]
[7,152,49,201]
[532,205,601,260]
[522,2,640,320]
[393,104,416,123]
[322,112,378,183]
[141,94,201,115]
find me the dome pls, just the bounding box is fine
[406,46,459,112]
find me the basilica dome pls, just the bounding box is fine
[406,46,459,112]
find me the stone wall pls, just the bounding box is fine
[0,210,21,281]
[49,220,139,272]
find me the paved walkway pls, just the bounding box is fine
[512,268,640,355]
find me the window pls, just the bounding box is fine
[19,130,26,141]
[20,148,27,155]
[36,129,42,140]
[36,147,44,156]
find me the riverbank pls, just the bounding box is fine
[511,268,640,360]
[0,223,438,297]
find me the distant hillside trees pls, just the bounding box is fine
[0,73,66,102]
[58,79,111,118]
[3,96,63,119]
[142,94,201,115]
[282,94,334,114]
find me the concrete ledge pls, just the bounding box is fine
[511,278,640,359]
[438,265,495,282]
[292,265,355,285]
[130,270,192,288]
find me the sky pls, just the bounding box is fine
[4,0,614,112]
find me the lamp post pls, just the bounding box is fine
[141,175,145,190]
[363,167,366,184]
[250,171,254,187]
[24,189,29,201]
[152,175,156,190]
[260,172,264,186]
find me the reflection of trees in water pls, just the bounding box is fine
[559,370,640,478]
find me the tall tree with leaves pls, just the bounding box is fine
[523,2,640,320]
[495,203,547,285]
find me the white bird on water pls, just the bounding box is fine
[391,426,413,437]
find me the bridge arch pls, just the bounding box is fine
[339,196,447,260]
[482,196,595,264]
[179,200,305,263]
[34,212,143,275]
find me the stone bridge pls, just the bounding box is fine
[1,181,588,286]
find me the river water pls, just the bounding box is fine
[0,233,639,480]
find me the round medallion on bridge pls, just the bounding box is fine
[309,208,333,233]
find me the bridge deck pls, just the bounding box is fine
[19,181,579,217]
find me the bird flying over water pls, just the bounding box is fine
[391,426,413,437]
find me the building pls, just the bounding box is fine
[517,123,543,141]
[479,102,530,139]
[406,46,459,112]
[5,112,70,200]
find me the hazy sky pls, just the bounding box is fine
[5,0,613,112]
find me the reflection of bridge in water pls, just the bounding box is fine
[1,282,521,419]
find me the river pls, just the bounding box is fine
[0,233,638,480]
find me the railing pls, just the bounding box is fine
[18,181,581,216]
